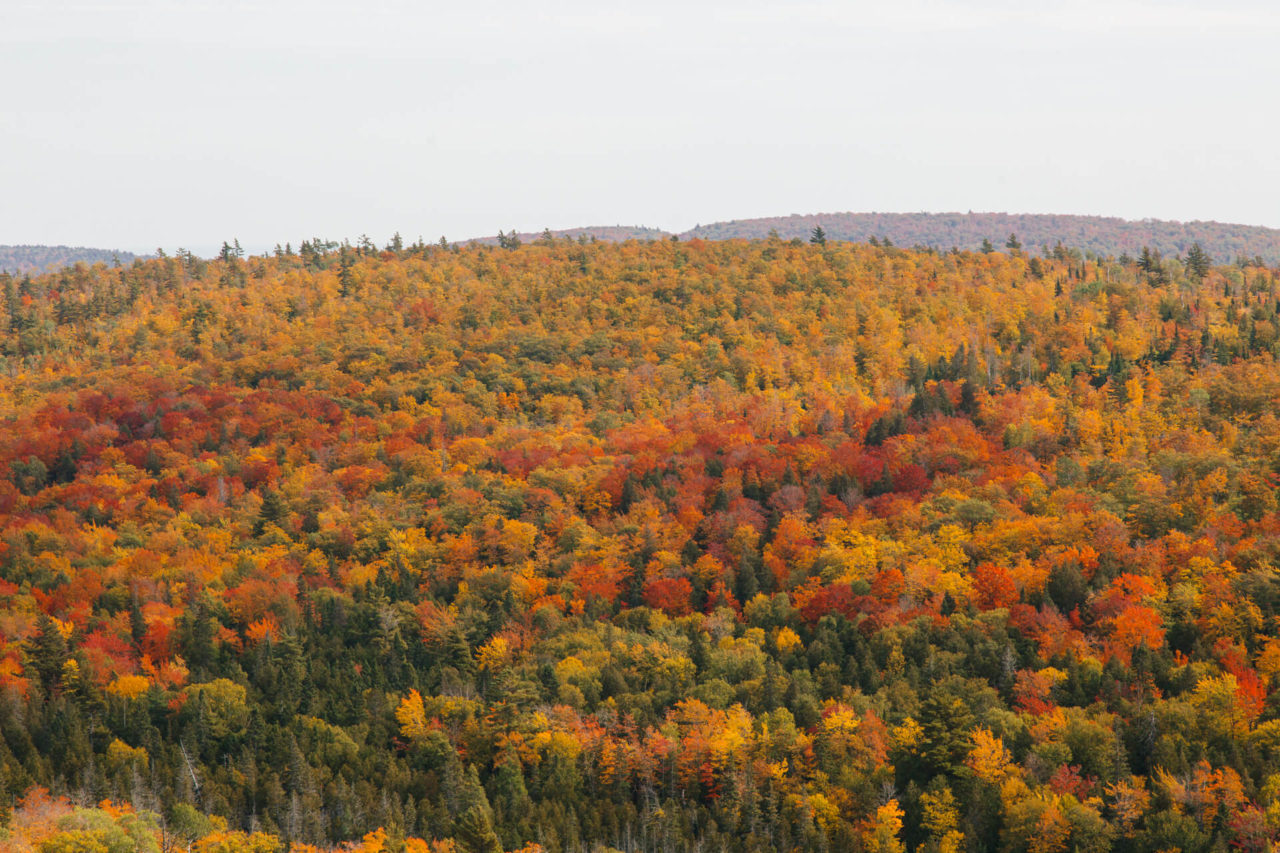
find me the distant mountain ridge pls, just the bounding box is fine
[683,212,1280,263]
[469,225,670,246]
[476,213,1280,264]
[0,245,140,275]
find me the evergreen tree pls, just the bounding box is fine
[338,247,355,297]
[254,488,288,536]
[1185,242,1211,280]
[25,614,69,693]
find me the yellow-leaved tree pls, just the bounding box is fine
[396,689,431,741]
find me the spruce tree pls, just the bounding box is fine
[1185,242,1211,280]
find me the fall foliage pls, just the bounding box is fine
[2,234,1280,851]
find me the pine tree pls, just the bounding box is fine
[455,805,503,853]
[25,614,69,693]
[338,247,355,297]
[1186,242,1211,280]
[254,489,287,536]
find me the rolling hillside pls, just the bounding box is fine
[473,213,1280,264]
[4,237,1280,851]
[682,212,1280,262]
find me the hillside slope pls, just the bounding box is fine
[2,238,1280,851]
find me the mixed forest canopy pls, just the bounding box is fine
[482,212,1280,267]
[4,233,1280,852]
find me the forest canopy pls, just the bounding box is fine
[2,234,1280,852]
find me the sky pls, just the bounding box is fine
[3,0,1279,256]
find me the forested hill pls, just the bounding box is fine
[471,213,1280,265]
[7,237,1280,851]
[681,212,1280,263]
[0,245,141,274]
[470,226,672,246]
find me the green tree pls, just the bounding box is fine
[1185,242,1211,280]
[338,247,355,297]
[10,455,48,496]
[25,614,70,693]
[187,679,250,739]
[454,805,502,853]
[254,489,287,536]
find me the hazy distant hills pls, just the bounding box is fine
[470,225,671,246]
[14,211,1280,273]
[480,213,1280,264]
[0,245,140,274]
[684,212,1280,263]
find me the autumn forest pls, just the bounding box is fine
[4,232,1280,852]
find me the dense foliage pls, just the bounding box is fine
[2,234,1280,852]
[0,246,141,276]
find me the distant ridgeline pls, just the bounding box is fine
[470,225,671,247]
[479,213,1280,265]
[0,245,140,274]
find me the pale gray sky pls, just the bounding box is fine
[3,0,1278,256]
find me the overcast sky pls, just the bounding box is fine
[3,0,1278,256]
